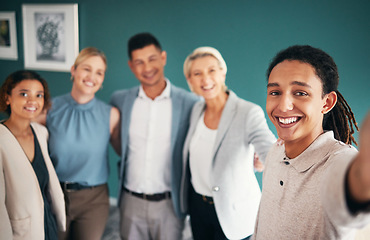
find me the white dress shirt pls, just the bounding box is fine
[125,81,172,194]
[189,113,218,197]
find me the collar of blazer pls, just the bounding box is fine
[188,90,238,157]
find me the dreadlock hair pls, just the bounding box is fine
[267,45,359,145]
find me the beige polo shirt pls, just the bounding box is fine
[253,131,370,239]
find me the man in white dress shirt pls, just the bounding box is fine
[110,32,198,240]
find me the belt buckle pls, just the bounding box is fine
[202,195,214,204]
[64,181,74,192]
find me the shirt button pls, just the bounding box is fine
[212,186,220,192]
[280,181,284,186]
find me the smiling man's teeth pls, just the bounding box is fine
[279,117,298,124]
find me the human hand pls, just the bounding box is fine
[254,153,264,172]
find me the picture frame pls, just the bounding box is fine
[22,4,79,72]
[0,12,18,60]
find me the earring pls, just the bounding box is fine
[70,75,74,81]
[100,85,103,90]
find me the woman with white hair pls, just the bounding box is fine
[180,47,276,240]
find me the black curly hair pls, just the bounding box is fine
[0,70,51,116]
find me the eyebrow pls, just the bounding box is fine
[18,89,44,92]
[267,82,279,88]
[267,81,312,88]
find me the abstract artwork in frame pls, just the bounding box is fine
[22,4,79,72]
[0,12,18,60]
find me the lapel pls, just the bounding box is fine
[183,100,205,163]
[0,123,40,181]
[212,91,238,158]
[0,123,27,157]
[170,85,181,149]
[120,87,139,159]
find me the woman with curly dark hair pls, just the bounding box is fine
[0,70,65,240]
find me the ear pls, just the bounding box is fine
[322,91,337,114]
[161,50,167,66]
[5,95,10,105]
[185,77,194,92]
[70,65,76,78]
[128,60,134,72]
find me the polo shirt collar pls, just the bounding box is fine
[283,131,336,173]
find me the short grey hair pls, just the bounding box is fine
[183,46,227,79]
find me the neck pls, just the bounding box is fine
[204,91,228,113]
[284,129,324,159]
[142,79,167,100]
[3,116,32,136]
[70,88,94,104]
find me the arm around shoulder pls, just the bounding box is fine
[110,106,121,156]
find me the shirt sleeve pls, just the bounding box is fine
[321,147,370,229]
[244,104,276,163]
[0,146,13,239]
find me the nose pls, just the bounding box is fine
[143,62,153,72]
[200,72,212,84]
[278,94,294,112]
[27,95,37,103]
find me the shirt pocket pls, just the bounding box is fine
[10,215,31,238]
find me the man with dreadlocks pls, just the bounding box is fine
[252,45,370,239]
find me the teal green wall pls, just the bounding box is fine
[1,0,370,198]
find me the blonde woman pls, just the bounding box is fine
[40,47,120,240]
[180,47,276,240]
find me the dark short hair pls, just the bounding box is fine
[127,32,162,59]
[0,70,51,115]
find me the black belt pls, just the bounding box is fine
[191,185,214,205]
[201,195,214,205]
[60,182,100,192]
[124,188,171,201]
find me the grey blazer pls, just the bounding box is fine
[180,91,276,239]
[110,83,198,219]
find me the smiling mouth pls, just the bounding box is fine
[202,85,215,91]
[277,116,301,126]
[25,106,37,111]
[84,81,95,87]
[143,70,158,79]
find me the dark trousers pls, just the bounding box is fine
[189,185,252,240]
